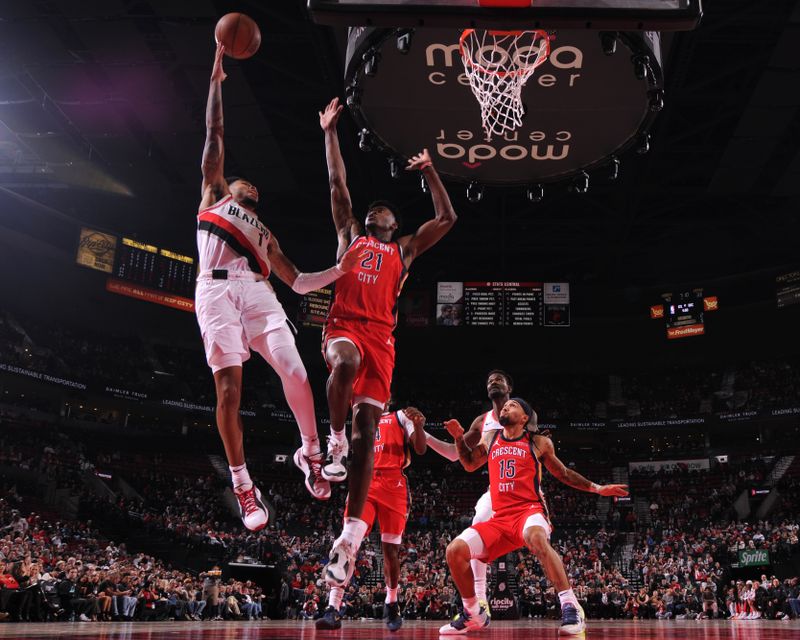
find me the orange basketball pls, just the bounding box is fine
[214,13,261,60]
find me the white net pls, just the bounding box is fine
[459,29,551,140]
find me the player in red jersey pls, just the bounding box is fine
[440,398,628,635]
[316,405,427,632]
[318,97,457,581]
[196,45,362,531]
[424,370,513,617]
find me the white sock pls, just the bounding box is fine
[471,559,487,601]
[463,596,480,617]
[330,428,346,445]
[558,589,579,610]
[340,518,368,549]
[229,464,252,491]
[301,435,321,458]
[329,587,344,610]
[385,587,398,604]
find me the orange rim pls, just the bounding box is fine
[459,29,551,78]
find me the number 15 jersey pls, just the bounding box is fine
[328,236,408,330]
[487,431,548,516]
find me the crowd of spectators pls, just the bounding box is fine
[1,351,799,627]
[2,309,800,423]
[0,498,270,623]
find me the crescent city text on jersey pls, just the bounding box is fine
[356,237,396,286]
[490,445,529,460]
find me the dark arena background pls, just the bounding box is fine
[1,1,799,639]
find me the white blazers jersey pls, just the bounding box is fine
[481,409,502,433]
[197,195,271,276]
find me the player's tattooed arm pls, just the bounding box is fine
[403,406,428,455]
[319,98,362,258]
[200,43,230,209]
[399,149,457,265]
[536,436,629,497]
[445,419,488,472]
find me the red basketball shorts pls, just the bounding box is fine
[344,471,409,544]
[470,504,551,562]
[323,317,395,409]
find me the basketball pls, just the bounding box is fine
[215,13,261,60]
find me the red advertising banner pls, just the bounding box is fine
[703,296,719,311]
[106,278,194,313]
[666,323,704,339]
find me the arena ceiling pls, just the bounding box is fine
[0,0,799,292]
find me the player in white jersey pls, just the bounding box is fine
[424,369,513,615]
[197,44,360,531]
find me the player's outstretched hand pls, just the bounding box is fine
[338,246,367,273]
[597,484,629,497]
[211,42,227,83]
[444,419,464,440]
[319,97,344,131]
[406,148,433,171]
[404,406,426,427]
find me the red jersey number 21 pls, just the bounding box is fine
[360,251,383,272]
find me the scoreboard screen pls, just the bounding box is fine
[297,287,333,328]
[776,271,800,309]
[437,282,569,327]
[664,290,704,339]
[464,282,543,326]
[113,238,196,298]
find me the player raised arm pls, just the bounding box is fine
[268,234,363,293]
[200,43,231,210]
[401,406,428,455]
[319,98,362,259]
[398,149,457,265]
[425,432,458,462]
[535,435,629,497]
[427,413,483,462]
[445,419,488,472]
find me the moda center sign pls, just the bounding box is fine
[345,28,663,184]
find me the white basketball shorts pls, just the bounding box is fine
[472,490,495,525]
[195,277,294,373]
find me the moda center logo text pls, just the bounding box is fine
[424,42,583,161]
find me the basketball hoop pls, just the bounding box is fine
[459,29,551,140]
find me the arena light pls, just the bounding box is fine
[600,31,618,56]
[466,181,483,203]
[636,132,651,154]
[648,89,664,113]
[569,171,589,194]
[345,87,361,109]
[526,184,544,203]
[608,157,620,181]
[633,54,650,81]
[396,30,413,55]
[388,157,400,179]
[364,51,381,77]
[358,128,372,152]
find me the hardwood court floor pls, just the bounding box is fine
[0,619,797,639]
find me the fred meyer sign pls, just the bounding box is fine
[738,550,770,567]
